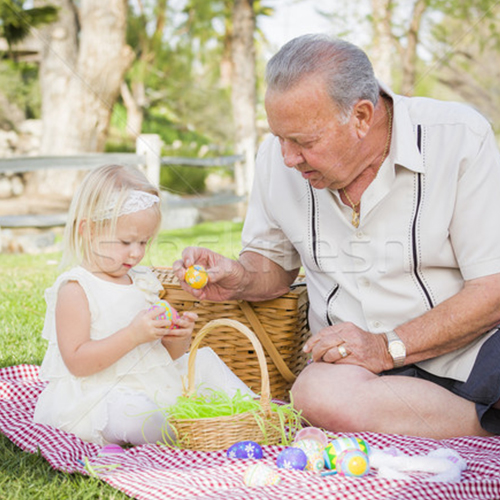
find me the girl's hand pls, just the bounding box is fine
[128,308,173,345]
[161,311,198,360]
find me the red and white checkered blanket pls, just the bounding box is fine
[2,364,500,500]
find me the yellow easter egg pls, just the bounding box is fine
[185,265,209,289]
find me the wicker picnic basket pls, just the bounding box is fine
[170,318,283,451]
[153,267,311,401]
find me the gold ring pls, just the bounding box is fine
[338,344,348,358]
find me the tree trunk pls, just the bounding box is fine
[121,81,145,140]
[36,0,78,155]
[231,0,257,198]
[370,0,393,86]
[120,0,167,141]
[400,0,427,96]
[31,0,134,196]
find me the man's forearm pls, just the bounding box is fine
[396,273,500,364]
[234,251,299,302]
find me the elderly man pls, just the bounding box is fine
[174,34,500,438]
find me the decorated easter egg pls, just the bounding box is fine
[293,439,325,472]
[150,299,180,329]
[98,444,124,456]
[276,447,308,470]
[293,427,328,449]
[244,463,281,487]
[336,449,370,477]
[294,438,323,454]
[227,440,264,460]
[323,437,371,471]
[185,265,209,289]
[354,437,370,456]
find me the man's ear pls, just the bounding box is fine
[352,100,374,138]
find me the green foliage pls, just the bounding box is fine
[160,164,208,195]
[119,0,274,194]
[107,100,234,195]
[145,110,214,195]
[120,1,238,195]
[0,59,40,121]
[0,0,58,49]
[0,0,55,124]
[428,3,500,134]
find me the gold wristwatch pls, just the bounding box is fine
[384,330,406,369]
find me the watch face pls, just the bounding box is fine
[390,342,405,358]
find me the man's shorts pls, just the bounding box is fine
[382,328,500,435]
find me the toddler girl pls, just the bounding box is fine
[34,164,251,446]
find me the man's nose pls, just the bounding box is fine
[281,140,303,167]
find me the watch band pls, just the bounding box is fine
[384,330,406,369]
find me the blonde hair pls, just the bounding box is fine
[61,164,162,269]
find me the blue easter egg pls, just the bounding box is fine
[227,440,264,459]
[276,447,308,470]
[336,449,370,477]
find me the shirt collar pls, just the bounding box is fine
[379,81,425,174]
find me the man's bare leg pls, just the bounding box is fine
[292,363,490,438]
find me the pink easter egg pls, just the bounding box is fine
[150,299,180,329]
[294,427,329,449]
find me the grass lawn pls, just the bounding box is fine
[0,221,243,499]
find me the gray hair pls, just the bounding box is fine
[265,34,380,121]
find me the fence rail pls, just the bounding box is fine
[0,135,245,229]
[0,153,244,174]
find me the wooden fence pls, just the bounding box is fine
[0,134,245,228]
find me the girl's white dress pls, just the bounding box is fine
[33,266,251,445]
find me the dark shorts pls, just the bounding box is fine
[382,328,500,435]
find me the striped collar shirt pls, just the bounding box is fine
[242,88,500,382]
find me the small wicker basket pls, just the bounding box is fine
[169,318,283,452]
[153,268,310,401]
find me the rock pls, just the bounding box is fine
[0,228,61,254]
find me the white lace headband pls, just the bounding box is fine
[93,190,160,220]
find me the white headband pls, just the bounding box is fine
[94,190,160,220]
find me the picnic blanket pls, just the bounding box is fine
[1,364,500,500]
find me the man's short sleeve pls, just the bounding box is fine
[240,135,301,271]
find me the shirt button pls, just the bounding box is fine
[355,231,364,239]
[359,277,370,287]
[372,321,382,329]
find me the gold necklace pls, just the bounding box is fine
[342,100,392,228]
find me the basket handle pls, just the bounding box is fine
[238,300,297,383]
[186,318,272,412]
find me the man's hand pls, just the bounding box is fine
[173,247,245,301]
[173,247,299,302]
[303,322,391,374]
